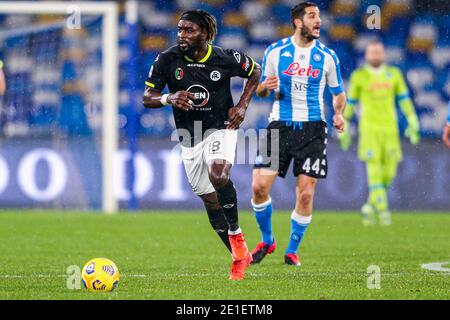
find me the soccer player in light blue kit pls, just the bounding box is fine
[250,2,346,266]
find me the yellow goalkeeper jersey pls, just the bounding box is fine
[346,64,410,135]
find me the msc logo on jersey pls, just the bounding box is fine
[294,82,309,92]
[175,68,184,80]
[187,84,209,107]
[210,70,221,81]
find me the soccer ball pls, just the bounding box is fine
[81,258,120,292]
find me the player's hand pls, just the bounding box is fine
[405,115,420,145]
[333,114,345,133]
[338,130,351,151]
[167,91,195,111]
[442,124,450,148]
[260,76,278,91]
[405,127,420,145]
[227,105,246,130]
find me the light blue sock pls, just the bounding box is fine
[286,211,311,255]
[251,197,274,245]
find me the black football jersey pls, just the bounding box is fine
[145,44,256,147]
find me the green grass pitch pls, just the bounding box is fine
[0,211,448,300]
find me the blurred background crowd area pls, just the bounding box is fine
[0,0,449,139]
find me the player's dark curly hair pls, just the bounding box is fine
[180,10,217,44]
[291,1,319,29]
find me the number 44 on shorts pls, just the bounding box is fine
[302,158,326,176]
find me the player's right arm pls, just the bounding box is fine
[143,88,194,111]
[142,53,194,111]
[256,47,277,98]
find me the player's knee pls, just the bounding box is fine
[252,182,269,200]
[297,189,314,208]
[209,171,229,189]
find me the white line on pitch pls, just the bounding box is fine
[421,262,450,273]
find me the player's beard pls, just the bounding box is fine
[300,25,319,41]
[369,60,383,68]
[178,38,202,57]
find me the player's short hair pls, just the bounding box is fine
[291,2,319,29]
[179,10,217,44]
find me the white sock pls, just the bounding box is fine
[291,210,312,225]
[228,227,242,235]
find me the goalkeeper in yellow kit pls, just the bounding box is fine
[338,41,420,226]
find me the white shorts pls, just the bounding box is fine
[181,129,238,195]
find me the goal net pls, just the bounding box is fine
[0,2,119,213]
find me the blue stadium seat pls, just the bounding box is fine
[29,105,57,126]
[271,4,292,24]
[387,16,410,40]
[59,94,92,136]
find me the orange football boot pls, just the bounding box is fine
[229,252,253,280]
[228,233,253,280]
[229,232,249,261]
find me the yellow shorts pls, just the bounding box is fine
[358,130,402,163]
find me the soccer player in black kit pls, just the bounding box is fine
[143,10,261,280]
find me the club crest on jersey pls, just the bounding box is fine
[282,63,321,78]
[313,53,322,62]
[210,70,221,81]
[175,68,184,80]
[187,84,209,107]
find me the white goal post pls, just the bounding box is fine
[0,1,119,214]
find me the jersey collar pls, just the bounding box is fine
[290,36,316,50]
[365,63,387,74]
[184,44,212,63]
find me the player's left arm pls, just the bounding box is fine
[227,51,262,129]
[332,92,346,133]
[395,68,420,144]
[326,51,346,133]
